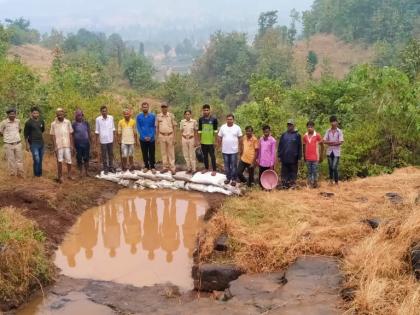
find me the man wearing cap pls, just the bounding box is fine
[156,102,177,174]
[180,110,198,174]
[0,108,24,177]
[277,119,302,189]
[118,109,137,172]
[50,108,74,183]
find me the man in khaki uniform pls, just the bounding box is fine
[0,108,24,177]
[180,110,198,173]
[156,102,177,174]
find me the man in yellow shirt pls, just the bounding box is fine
[180,110,198,173]
[118,109,137,172]
[238,126,259,187]
[156,102,177,174]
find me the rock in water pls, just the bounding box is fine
[192,264,243,291]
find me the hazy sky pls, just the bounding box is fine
[0,0,314,40]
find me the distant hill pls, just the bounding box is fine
[7,44,53,80]
[294,34,375,79]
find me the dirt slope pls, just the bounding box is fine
[7,44,53,80]
[294,34,375,79]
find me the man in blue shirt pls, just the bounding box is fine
[136,101,156,173]
[278,119,302,189]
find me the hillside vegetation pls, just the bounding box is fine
[294,34,375,79]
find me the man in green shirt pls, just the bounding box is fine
[198,104,218,176]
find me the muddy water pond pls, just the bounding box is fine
[55,190,208,289]
[16,190,208,315]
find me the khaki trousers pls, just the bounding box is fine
[159,134,175,171]
[182,137,196,171]
[5,142,24,176]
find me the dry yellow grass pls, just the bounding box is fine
[7,44,54,81]
[294,34,375,80]
[200,167,419,313]
[0,207,53,309]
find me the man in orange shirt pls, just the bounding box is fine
[238,126,259,187]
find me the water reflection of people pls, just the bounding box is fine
[60,232,81,268]
[160,197,180,263]
[102,203,121,258]
[123,198,142,254]
[77,208,98,259]
[182,201,201,258]
[142,197,159,260]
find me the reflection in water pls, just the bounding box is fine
[183,201,201,258]
[123,199,141,254]
[77,209,98,260]
[142,197,159,260]
[160,197,180,263]
[55,190,207,289]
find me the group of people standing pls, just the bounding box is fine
[0,102,343,187]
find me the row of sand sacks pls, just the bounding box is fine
[95,170,242,196]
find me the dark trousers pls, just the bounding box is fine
[100,143,114,172]
[30,142,44,177]
[328,153,340,183]
[259,166,271,187]
[281,162,298,188]
[201,144,216,171]
[222,153,238,181]
[140,140,155,169]
[238,160,254,187]
[75,142,90,169]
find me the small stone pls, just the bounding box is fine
[320,192,334,198]
[385,192,403,204]
[362,218,380,229]
[222,288,233,301]
[411,243,420,280]
[214,234,228,251]
[192,264,243,292]
[341,287,356,301]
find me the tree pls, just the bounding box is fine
[192,31,256,108]
[139,42,145,56]
[399,39,420,82]
[107,33,125,66]
[41,29,65,49]
[163,44,171,57]
[123,53,155,91]
[258,11,278,37]
[0,24,9,57]
[254,27,296,85]
[5,17,40,45]
[306,51,318,78]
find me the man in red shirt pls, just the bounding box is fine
[303,121,324,188]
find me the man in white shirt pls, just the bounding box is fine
[217,114,243,186]
[50,108,74,183]
[95,105,116,174]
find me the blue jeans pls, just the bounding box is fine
[75,142,90,168]
[328,153,340,182]
[223,153,238,181]
[30,143,44,177]
[306,161,318,184]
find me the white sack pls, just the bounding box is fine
[190,172,227,187]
